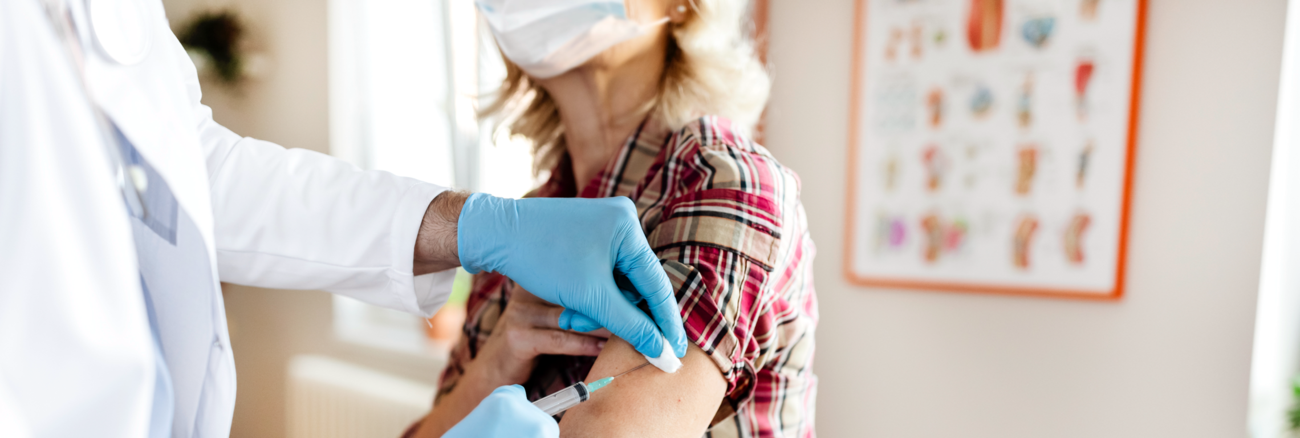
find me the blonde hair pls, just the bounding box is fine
[482,0,771,174]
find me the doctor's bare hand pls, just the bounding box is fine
[418,191,687,360]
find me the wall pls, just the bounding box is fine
[161,0,1287,435]
[762,1,1285,437]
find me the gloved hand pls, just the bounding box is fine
[443,385,557,438]
[458,193,688,359]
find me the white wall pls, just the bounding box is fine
[763,1,1286,437]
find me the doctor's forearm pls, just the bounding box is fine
[413,190,468,275]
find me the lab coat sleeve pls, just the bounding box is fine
[180,55,456,317]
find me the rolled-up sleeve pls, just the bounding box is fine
[646,145,793,405]
[179,40,454,316]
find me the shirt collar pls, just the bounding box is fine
[536,117,674,199]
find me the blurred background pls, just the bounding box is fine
[158,0,1300,436]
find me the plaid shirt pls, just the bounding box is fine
[436,116,818,437]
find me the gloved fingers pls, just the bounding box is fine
[558,308,602,333]
[491,385,560,438]
[614,237,687,358]
[492,384,528,398]
[613,273,646,305]
[644,290,687,358]
[516,327,606,357]
[569,284,667,358]
[488,385,559,438]
[444,385,558,438]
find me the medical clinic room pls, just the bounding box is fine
[13,0,1300,436]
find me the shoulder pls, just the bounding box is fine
[670,116,772,163]
[649,116,804,271]
[661,116,801,221]
[665,116,798,198]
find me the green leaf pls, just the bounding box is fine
[1290,378,1300,432]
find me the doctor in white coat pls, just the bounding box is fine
[0,0,690,437]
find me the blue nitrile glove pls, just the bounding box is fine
[458,193,688,359]
[444,385,557,438]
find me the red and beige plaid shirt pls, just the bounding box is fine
[436,116,818,437]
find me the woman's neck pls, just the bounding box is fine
[540,53,665,192]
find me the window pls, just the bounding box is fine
[327,0,534,356]
[1250,1,1300,436]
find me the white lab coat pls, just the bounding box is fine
[0,0,456,436]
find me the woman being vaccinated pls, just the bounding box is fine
[406,0,819,436]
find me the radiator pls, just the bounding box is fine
[287,355,436,438]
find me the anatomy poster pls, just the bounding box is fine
[845,0,1145,298]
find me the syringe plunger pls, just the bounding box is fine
[532,381,590,416]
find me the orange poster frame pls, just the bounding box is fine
[842,0,1148,301]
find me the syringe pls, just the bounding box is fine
[532,362,650,416]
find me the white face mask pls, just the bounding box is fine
[476,0,670,79]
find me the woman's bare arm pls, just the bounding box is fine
[558,336,726,437]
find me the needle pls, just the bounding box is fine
[612,362,651,379]
[586,362,651,393]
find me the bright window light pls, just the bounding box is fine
[327,0,535,356]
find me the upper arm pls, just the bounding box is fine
[637,142,795,407]
[552,132,800,434]
[557,337,726,437]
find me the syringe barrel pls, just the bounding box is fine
[532,381,590,416]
